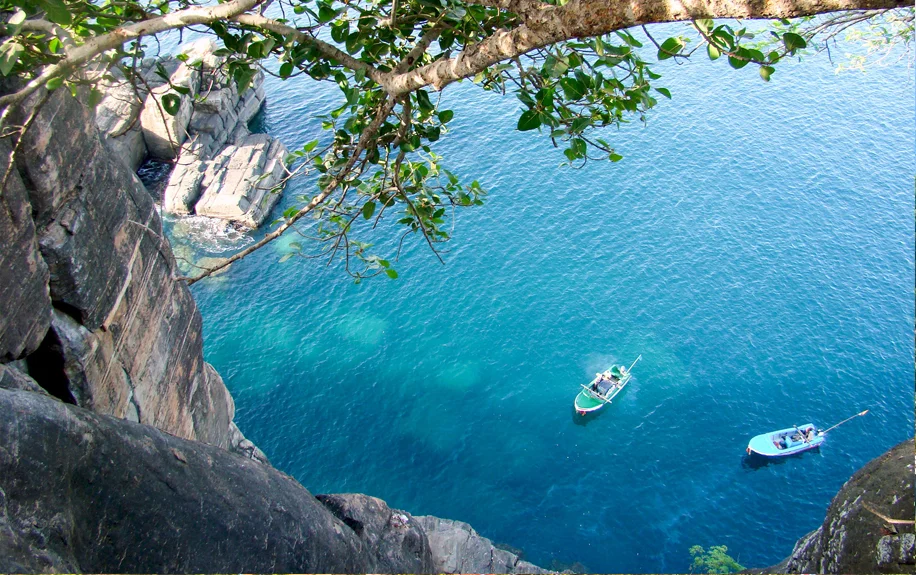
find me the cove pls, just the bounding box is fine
[167,31,915,573]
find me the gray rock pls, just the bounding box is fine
[12,87,157,331]
[0,363,47,395]
[3,85,262,456]
[162,148,208,214]
[415,515,553,574]
[46,309,131,416]
[140,85,193,159]
[0,138,51,361]
[94,81,147,171]
[0,388,371,573]
[317,493,434,573]
[139,61,199,159]
[194,87,236,116]
[195,133,288,227]
[774,438,915,574]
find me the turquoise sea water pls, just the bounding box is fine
[166,29,914,572]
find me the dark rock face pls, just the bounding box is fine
[317,493,434,573]
[775,438,915,574]
[0,388,369,573]
[0,139,51,361]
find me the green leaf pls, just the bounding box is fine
[385,269,398,279]
[45,76,63,91]
[560,77,586,100]
[782,32,807,53]
[6,10,26,34]
[517,109,541,131]
[362,201,376,220]
[37,0,72,26]
[707,44,720,61]
[657,37,684,60]
[87,88,104,109]
[303,139,319,153]
[318,4,338,23]
[161,93,181,116]
[571,138,586,157]
[438,109,454,124]
[415,90,433,112]
[330,22,348,43]
[279,62,294,78]
[0,41,24,76]
[609,153,623,162]
[759,66,774,82]
[728,55,749,69]
[694,19,713,32]
[282,206,299,219]
[655,87,672,99]
[48,37,61,54]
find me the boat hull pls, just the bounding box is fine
[746,424,824,457]
[574,367,632,415]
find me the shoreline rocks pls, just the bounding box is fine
[95,38,288,229]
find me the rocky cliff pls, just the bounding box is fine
[0,83,545,573]
[0,83,263,461]
[773,438,915,574]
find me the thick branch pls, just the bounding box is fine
[384,0,909,94]
[0,0,265,112]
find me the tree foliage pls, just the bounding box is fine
[0,0,910,281]
[689,544,745,574]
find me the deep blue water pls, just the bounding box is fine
[164,27,914,573]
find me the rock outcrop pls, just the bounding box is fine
[93,38,287,228]
[193,132,288,227]
[416,515,552,574]
[773,438,915,574]
[1,83,264,462]
[0,139,51,361]
[317,493,435,573]
[0,388,370,573]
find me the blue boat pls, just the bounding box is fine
[746,424,824,457]
[745,410,868,458]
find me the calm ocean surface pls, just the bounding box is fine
[164,28,915,572]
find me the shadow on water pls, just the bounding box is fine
[741,447,822,470]
[571,407,606,426]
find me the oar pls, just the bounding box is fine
[818,410,869,436]
[626,354,643,373]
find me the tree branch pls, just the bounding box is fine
[0,0,266,113]
[383,0,909,95]
[178,95,398,285]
